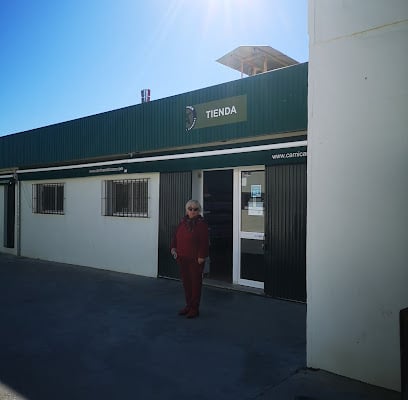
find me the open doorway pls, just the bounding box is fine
[203,169,233,283]
[3,181,15,248]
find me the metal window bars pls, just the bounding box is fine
[32,183,65,214]
[102,178,149,217]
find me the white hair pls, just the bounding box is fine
[185,199,202,212]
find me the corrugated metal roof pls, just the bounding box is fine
[0,62,308,170]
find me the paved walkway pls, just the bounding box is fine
[0,253,400,400]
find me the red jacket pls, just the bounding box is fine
[171,216,209,260]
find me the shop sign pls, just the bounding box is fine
[88,166,127,175]
[185,95,247,132]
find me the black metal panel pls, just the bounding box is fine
[158,172,192,279]
[3,181,15,248]
[240,239,265,282]
[264,163,307,302]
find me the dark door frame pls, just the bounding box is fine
[203,169,233,283]
[2,179,15,248]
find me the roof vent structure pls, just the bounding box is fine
[141,89,151,103]
[217,46,298,78]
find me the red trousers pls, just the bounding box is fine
[178,258,204,312]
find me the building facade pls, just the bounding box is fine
[0,62,308,302]
[2,1,407,391]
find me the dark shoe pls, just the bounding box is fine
[178,307,190,316]
[186,310,199,319]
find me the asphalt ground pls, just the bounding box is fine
[0,253,400,400]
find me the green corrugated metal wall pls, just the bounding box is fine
[0,63,307,170]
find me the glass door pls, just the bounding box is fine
[238,168,265,289]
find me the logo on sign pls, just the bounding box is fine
[185,105,197,132]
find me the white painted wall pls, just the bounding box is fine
[192,170,204,205]
[307,0,408,391]
[19,173,160,277]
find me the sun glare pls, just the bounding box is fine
[202,0,271,41]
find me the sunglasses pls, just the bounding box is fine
[187,207,199,211]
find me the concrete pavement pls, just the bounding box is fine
[0,253,400,400]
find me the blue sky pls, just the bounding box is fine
[0,0,308,137]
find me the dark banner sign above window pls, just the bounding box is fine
[185,95,247,132]
[17,140,306,181]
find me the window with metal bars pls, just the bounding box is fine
[102,179,149,217]
[32,183,65,214]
